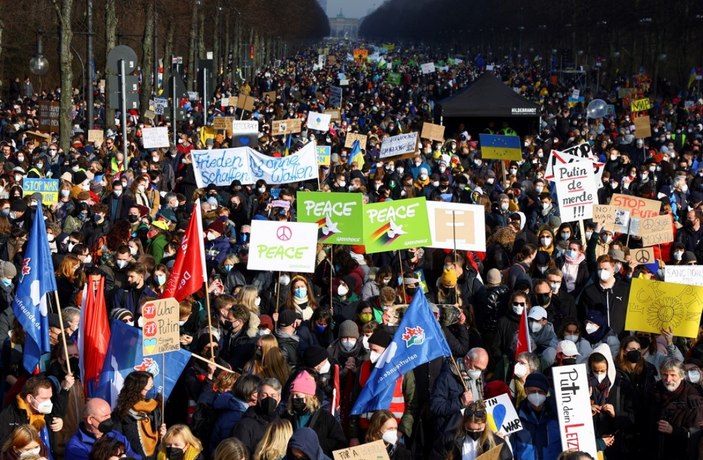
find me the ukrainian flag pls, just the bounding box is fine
[479,134,522,161]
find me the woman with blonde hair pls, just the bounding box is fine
[244,335,279,376]
[261,347,290,386]
[213,438,248,460]
[0,424,49,460]
[156,424,203,460]
[443,400,512,460]
[235,285,261,337]
[253,419,293,460]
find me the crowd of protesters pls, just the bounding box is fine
[0,39,703,460]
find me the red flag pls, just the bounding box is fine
[162,199,207,301]
[79,276,110,396]
[331,363,341,416]
[515,306,532,360]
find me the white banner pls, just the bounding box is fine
[421,62,436,74]
[665,265,703,287]
[552,364,598,458]
[191,142,318,188]
[307,111,331,132]
[546,144,604,188]
[248,221,318,273]
[232,120,259,134]
[426,202,486,252]
[555,159,596,223]
[141,127,170,149]
[379,132,418,159]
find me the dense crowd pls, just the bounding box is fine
[0,40,702,460]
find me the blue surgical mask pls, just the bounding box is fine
[315,323,327,333]
[240,233,249,243]
[1,278,12,287]
[294,287,307,299]
[566,249,577,259]
[223,265,233,272]
[155,274,166,286]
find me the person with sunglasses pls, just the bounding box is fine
[491,291,531,381]
[443,400,513,460]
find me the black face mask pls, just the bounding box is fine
[291,397,307,414]
[128,215,139,223]
[97,418,114,434]
[257,396,278,416]
[626,350,641,363]
[255,348,263,360]
[562,357,577,365]
[466,430,482,441]
[69,356,80,376]
[165,447,185,460]
[532,293,551,307]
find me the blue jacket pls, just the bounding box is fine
[210,393,249,452]
[65,424,142,460]
[511,399,561,460]
[429,363,464,435]
[204,236,232,273]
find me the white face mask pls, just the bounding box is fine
[84,255,92,264]
[585,322,599,334]
[585,231,593,241]
[564,334,579,343]
[67,243,76,252]
[255,297,261,306]
[598,269,611,282]
[129,246,138,256]
[19,448,41,459]
[530,321,544,333]
[362,336,370,350]
[32,397,53,414]
[549,282,561,294]
[514,362,528,378]
[539,237,552,246]
[527,393,546,407]
[47,234,55,242]
[512,304,524,316]
[341,339,357,351]
[337,284,349,296]
[467,369,482,380]
[369,350,381,364]
[687,369,701,384]
[319,360,331,374]
[382,430,398,446]
[206,232,217,241]
[594,372,607,383]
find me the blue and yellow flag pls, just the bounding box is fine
[479,134,522,161]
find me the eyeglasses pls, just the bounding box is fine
[465,407,487,418]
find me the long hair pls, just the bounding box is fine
[364,409,395,443]
[261,348,290,386]
[115,371,152,419]
[616,336,644,375]
[287,393,320,415]
[213,437,249,460]
[236,285,260,315]
[105,220,132,251]
[89,435,126,460]
[285,275,317,310]
[159,424,203,454]
[1,424,43,454]
[253,419,293,460]
[56,254,81,282]
[448,401,496,460]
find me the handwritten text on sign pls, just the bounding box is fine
[555,160,595,222]
[484,393,522,434]
[631,98,652,112]
[552,364,598,458]
[379,132,418,159]
[142,298,181,356]
[610,193,660,220]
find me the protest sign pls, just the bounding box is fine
[316,146,331,166]
[263,90,277,102]
[248,142,318,185]
[625,278,703,338]
[379,132,418,159]
[141,127,170,149]
[307,111,332,132]
[613,209,631,233]
[142,298,180,356]
[248,221,318,273]
[631,98,652,112]
[143,110,156,121]
[554,160,596,222]
[421,62,436,74]
[545,144,603,187]
[344,133,368,149]
[228,96,238,107]
[271,118,302,136]
[426,202,486,252]
[592,204,616,230]
[632,247,656,265]
[552,364,598,457]
[212,116,235,132]
[22,178,59,204]
[353,49,368,62]
[187,91,199,101]
[333,440,389,460]
[637,214,673,246]
[475,445,504,460]
[324,108,342,121]
[665,265,703,287]
[153,97,168,115]
[387,72,401,85]
[484,393,522,435]
[362,197,431,254]
[38,102,60,132]
[634,116,652,138]
[88,129,104,144]
[609,193,660,220]
[421,122,445,142]
[232,120,259,134]
[479,134,522,161]
[297,192,364,245]
[236,93,257,112]
[329,86,343,107]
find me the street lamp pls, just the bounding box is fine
[29,30,49,76]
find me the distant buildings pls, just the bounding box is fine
[328,10,360,39]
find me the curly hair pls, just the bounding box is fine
[115,371,153,419]
[104,220,132,252]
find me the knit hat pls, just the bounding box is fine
[278,310,297,328]
[0,261,17,279]
[368,328,393,349]
[486,268,502,287]
[524,373,550,393]
[683,251,698,264]
[258,314,274,331]
[440,268,457,287]
[339,320,360,339]
[111,308,134,322]
[290,370,316,396]
[207,219,225,235]
[303,346,328,368]
[73,171,88,185]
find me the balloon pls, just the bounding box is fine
[586,99,607,119]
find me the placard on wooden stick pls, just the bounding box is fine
[333,440,389,460]
[271,118,302,136]
[421,122,445,142]
[142,298,180,356]
[344,133,368,149]
[634,116,652,139]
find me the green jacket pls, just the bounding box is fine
[147,233,169,265]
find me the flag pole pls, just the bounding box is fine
[449,355,470,392]
[191,352,238,374]
[203,279,216,362]
[452,211,459,306]
[329,248,334,311]
[53,291,73,376]
[398,252,407,302]
[275,271,281,315]
[161,352,165,422]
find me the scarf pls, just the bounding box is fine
[588,375,611,406]
[16,395,45,431]
[131,399,159,456]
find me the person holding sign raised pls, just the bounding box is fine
[442,400,512,460]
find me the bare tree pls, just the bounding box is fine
[140,0,155,115]
[51,0,74,153]
[104,0,118,128]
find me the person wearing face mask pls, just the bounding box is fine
[581,310,621,360]
[511,373,561,460]
[683,358,703,395]
[487,194,512,229]
[144,220,170,265]
[284,276,317,323]
[203,219,232,275]
[101,180,132,223]
[510,352,539,408]
[65,397,140,460]
[361,266,393,301]
[0,376,65,456]
[676,209,703,253]
[442,400,512,460]
[578,255,630,336]
[327,320,367,399]
[275,310,302,371]
[531,279,576,332]
[156,425,204,460]
[283,371,346,457]
[231,378,283,456]
[363,410,412,460]
[349,329,416,447]
[557,239,590,298]
[527,306,558,356]
[491,292,530,376]
[0,424,50,460]
[210,374,261,453]
[326,277,359,326]
[0,260,17,313]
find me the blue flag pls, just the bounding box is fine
[96,320,191,407]
[351,290,451,415]
[13,204,57,373]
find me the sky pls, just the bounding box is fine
[325,0,381,18]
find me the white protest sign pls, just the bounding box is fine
[141,127,170,149]
[665,265,703,287]
[248,221,318,273]
[248,142,318,185]
[484,393,522,435]
[426,201,486,252]
[379,132,418,159]
[555,159,596,222]
[421,62,436,74]
[545,144,604,188]
[552,364,598,458]
[232,120,259,134]
[306,111,332,132]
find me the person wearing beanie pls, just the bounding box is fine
[110,308,135,326]
[284,371,346,457]
[512,372,561,460]
[204,217,232,274]
[435,267,458,305]
[327,319,367,391]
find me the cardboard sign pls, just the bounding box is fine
[22,178,59,204]
[87,129,104,144]
[345,133,368,149]
[228,96,239,107]
[297,192,364,245]
[236,93,257,112]
[316,146,331,166]
[38,102,60,132]
[592,204,616,230]
[213,116,235,131]
[232,120,259,134]
[306,111,332,132]
[484,393,522,435]
[552,364,598,458]
[421,122,445,142]
[333,440,389,460]
[141,127,170,149]
[609,193,660,220]
[329,86,343,108]
[262,91,277,101]
[632,247,655,265]
[142,298,180,356]
[247,221,318,273]
[353,49,368,62]
[327,55,337,65]
[554,159,596,222]
[665,265,703,287]
[324,109,341,121]
[634,116,652,139]
[421,62,436,74]
[625,278,703,338]
[380,132,419,159]
[475,445,505,460]
[271,119,303,136]
[426,202,486,252]
[362,197,432,254]
[638,214,674,246]
[631,98,652,112]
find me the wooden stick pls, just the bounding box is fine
[398,252,407,302]
[203,279,216,362]
[190,352,238,374]
[452,210,459,306]
[54,291,73,376]
[161,353,165,422]
[578,220,587,248]
[329,248,334,311]
[275,271,281,314]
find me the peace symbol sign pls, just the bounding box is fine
[277,226,292,241]
[635,250,650,263]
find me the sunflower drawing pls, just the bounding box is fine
[646,296,687,331]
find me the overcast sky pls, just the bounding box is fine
[326,0,381,18]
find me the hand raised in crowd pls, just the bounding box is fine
[661,327,674,346]
[49,417,63,432]
[62,373,75,391]
[180,334,193,346]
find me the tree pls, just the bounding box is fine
[140,0,155,116]
[105,0,118,128]
[51,0,74,154]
